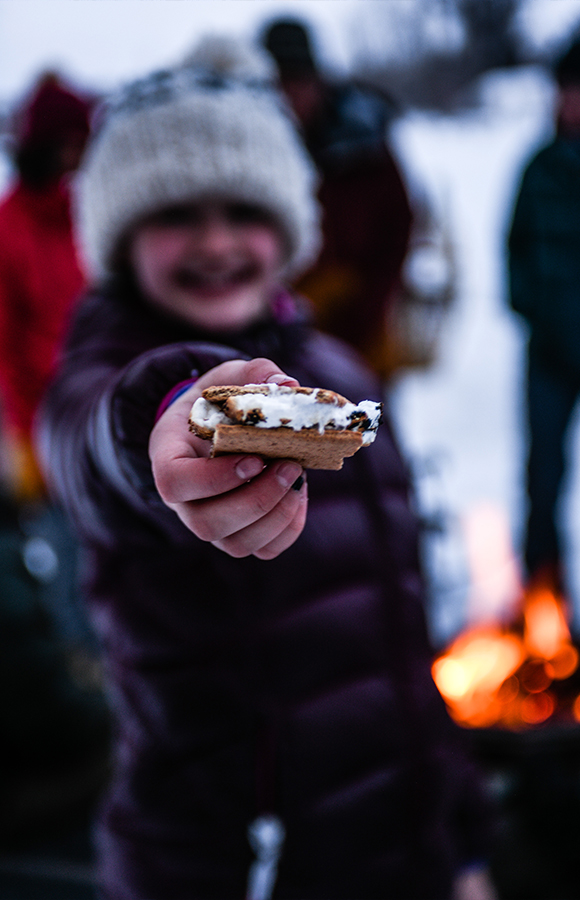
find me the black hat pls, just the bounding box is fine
[554,38,580,86]
[262,19,317,77]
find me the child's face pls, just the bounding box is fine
[129,201,285,332]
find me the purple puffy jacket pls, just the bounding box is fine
[38,281,491,900]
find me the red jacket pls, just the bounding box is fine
[0,179,85,438]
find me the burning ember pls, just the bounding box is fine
[431,503,580,730]
[432,584,580,730]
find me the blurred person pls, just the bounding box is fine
[0,73,111,840]
[37,37,497,900]
[261,18,414,379]
[0,72,91,502]
[0,72,101,648]
[508,37,580,598]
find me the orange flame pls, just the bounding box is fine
[432,584,579,730]
[524,588,570,658]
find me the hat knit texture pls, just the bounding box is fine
[77,36,321,280]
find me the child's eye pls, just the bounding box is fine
[151,206,202,227]
[226,203,272,225]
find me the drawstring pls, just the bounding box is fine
[246,814,286,900]
[246,718,285,898]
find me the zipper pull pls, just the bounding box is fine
[246,814,285,900]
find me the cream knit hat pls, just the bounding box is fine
[76,36,321,280]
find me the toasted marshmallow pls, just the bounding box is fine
[189,383,382,445]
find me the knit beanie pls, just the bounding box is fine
[76,36,321,281]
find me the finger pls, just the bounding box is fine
[195,357,300,394]
[253,479,308,560]
[176,460,303,542]
[212,476,308,558]
[155,453,265,504]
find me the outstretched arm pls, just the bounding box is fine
[149,357,308,560]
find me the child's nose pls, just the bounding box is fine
[197,214,235,254]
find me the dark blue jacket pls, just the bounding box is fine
[509,136,580,376]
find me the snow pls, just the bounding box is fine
[0,1,357,100]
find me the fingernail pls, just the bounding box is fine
[266,373,297,385]
[291,474,305,492]
[276,462,303,488]
[235,457,264,481]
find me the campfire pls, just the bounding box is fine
[431,504,580,731]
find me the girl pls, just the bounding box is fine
[38,37,495,900]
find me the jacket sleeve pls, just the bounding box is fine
[37,338,246,545]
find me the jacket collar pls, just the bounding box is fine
[103,277,313,366]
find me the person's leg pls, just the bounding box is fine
[524,351,580,589]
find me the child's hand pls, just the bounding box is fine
[149,358,308,559]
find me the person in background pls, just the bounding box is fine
[261,18,414,379]
[0,71,99,645]
[508,37,580,599]
[0,74,111,840]
[0,72,91,502]
[38,37,497,900]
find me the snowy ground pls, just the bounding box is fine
[387,66,580,644]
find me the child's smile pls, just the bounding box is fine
[130,201,285,332]
[173,258,262,298]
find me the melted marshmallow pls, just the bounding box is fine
[190,384,382,445]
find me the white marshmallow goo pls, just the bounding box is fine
[189,383,382,445]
